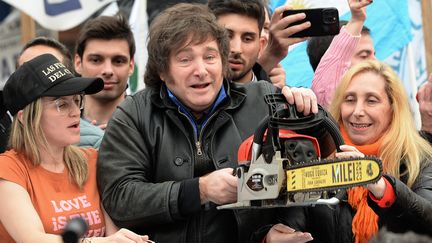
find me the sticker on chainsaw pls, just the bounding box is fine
[246,173,264,191]
[286,159,381,192]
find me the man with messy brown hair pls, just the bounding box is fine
[97,3,318,243]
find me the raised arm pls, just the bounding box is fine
[311,0,373,108]
[258,5,310,74]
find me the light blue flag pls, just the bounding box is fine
[271,0,413,88]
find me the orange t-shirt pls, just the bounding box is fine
[0,148,106,242]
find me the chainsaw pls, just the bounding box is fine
[218,94,382,209]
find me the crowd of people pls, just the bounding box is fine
[0,0,431,243]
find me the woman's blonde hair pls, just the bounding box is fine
[9,98,88,187]
[329,60,432,187]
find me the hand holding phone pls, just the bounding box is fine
[283,8,340,38]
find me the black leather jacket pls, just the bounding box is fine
[0,115,11,153]
[253,63,270,82]
[97,80,278,243]
[273,162,432,243]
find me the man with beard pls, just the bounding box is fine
[208,0,310,86]
[74,15,135,129]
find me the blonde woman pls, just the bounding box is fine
[0,54,150,243]
[264,60,432,243]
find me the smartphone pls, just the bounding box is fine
[283,8,340,38]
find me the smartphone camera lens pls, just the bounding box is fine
[322,9,338,24]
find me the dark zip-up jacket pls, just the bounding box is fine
[97,80,278,243]
[253,63,271,83]
[0,115,11,153]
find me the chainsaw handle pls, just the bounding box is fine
[250,93,345,162]
[251,116,270,162]
[252,116,269,145]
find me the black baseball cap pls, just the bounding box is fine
[0,54,103,116]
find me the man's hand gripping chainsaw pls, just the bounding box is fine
[218,94,382,209]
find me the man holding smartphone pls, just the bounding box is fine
[207,0,311,88]
[257,3,313,81]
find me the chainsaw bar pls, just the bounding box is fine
[286,156,382,193]
[218,94,383,210]
[217,156,382,210]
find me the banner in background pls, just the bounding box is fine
[128,0,148,93]
[1,0,115,31]
[385,0,428,98]
[0,10,56,88]
[270,0,426,94]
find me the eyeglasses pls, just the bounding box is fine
[51,94,85,116]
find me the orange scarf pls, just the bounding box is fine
[340,126,381,243]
